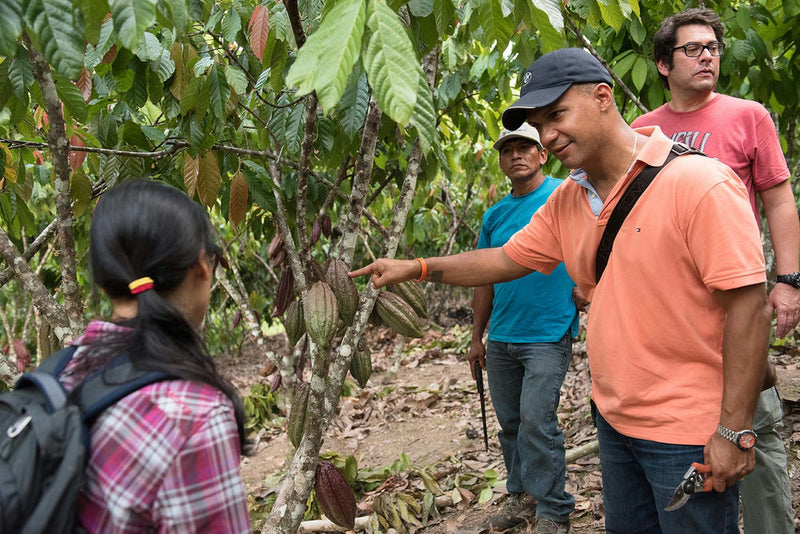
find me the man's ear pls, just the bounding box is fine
[593,83,615,111]
[538,147,548,164]
[656,59,670,78]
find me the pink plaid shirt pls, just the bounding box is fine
[60,320,251,533]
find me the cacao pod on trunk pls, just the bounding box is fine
[326,259,359,325]
[282,300,305,347]
[314,461,356,529]
[349,338,372,388]
[304,281,339,347]
[272,269,295,317]
[288,382,309,448]
[388,280,428,319]
[376,291,423,338]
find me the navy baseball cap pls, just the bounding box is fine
[502,48,613,130]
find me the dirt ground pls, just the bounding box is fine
[219,317,800,533]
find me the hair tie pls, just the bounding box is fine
[129,277,154,295]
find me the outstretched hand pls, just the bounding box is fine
[349,258,420,289]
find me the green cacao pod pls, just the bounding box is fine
[282,300,305,347]
[388,280,428,319]
[375,291,423,338]
[349,339,372,388]
[288,382,309,448]
[326,259,359,326]
[314,461,356,529]
[303,281,339,347]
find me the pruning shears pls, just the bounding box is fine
[664,462,714,511]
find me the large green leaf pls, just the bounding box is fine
[150,49,176,83]
[527,1,564,53]
[363,0,420,125]
[531,0,563,32]
[222,8,242,43]
[408,0,433,17]
[408,74,437,153]
[55,80,88,122]
[285,0,366,111]
[136,32,162,62]
[597,0,625,32]
[336,69,370,139]
[109,0,157,50]
[432,0,456,36]
[9,45,33,100]
[25,0,85,78]
[85,19,117,71]
[79,0,110,43]
[207,65,230,120]
[0,0,23,58]
[162,0,189,35]
[285,102,305,155]
[474,0,514,49]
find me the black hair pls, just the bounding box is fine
[653,8,725,89]
[87,179,246,450]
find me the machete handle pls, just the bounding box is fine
[690,462,714,492]
[473,360,484,394]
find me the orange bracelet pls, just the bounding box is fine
[414,258,427,283]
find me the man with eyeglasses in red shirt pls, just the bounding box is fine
[632,8,798,533]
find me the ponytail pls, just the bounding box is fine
[87,180,246,450]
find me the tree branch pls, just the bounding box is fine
[0,219,57,288]
[0,225,71,343]
[564,13,649,114]
[25,36,84,336]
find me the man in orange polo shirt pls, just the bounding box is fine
[351,48,771,534]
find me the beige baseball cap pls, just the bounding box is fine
[493,122,542,150]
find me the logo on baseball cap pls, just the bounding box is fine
[501,48,613,130]
[493,123,542,151]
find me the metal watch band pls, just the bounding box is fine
[717,423,756,450]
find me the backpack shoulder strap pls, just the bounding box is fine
[75,355,173,422]
[33,345,79,376]
[12,346,78,412]
[594,142,704,283]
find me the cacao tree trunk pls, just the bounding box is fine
[25,37,84,339]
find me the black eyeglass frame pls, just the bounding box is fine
[671,42,725,58]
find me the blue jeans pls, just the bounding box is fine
[485,335,574,522]
[595,411,739,533]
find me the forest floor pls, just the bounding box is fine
[217,310,800,533]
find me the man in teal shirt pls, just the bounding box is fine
[470,124,578,533]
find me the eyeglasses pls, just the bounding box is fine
[672,42,725,57]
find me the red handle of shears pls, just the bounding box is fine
[691,462,714,492]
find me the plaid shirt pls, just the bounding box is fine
[60,321,251,533]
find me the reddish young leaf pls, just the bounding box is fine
[229,170,248,228]
[184,154,199,199]
[76,68,93,103]
[248,4,270,62]
[68,134,87,171]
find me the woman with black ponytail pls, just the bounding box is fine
[57,180,251,533]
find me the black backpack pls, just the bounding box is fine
[0,346,171,534]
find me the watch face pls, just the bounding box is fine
[738,432,756,449]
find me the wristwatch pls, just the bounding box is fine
[717,424,757,450]
[776,272,800,289]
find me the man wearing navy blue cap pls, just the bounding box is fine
[351,47,770,534]
[502,48,614,131]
